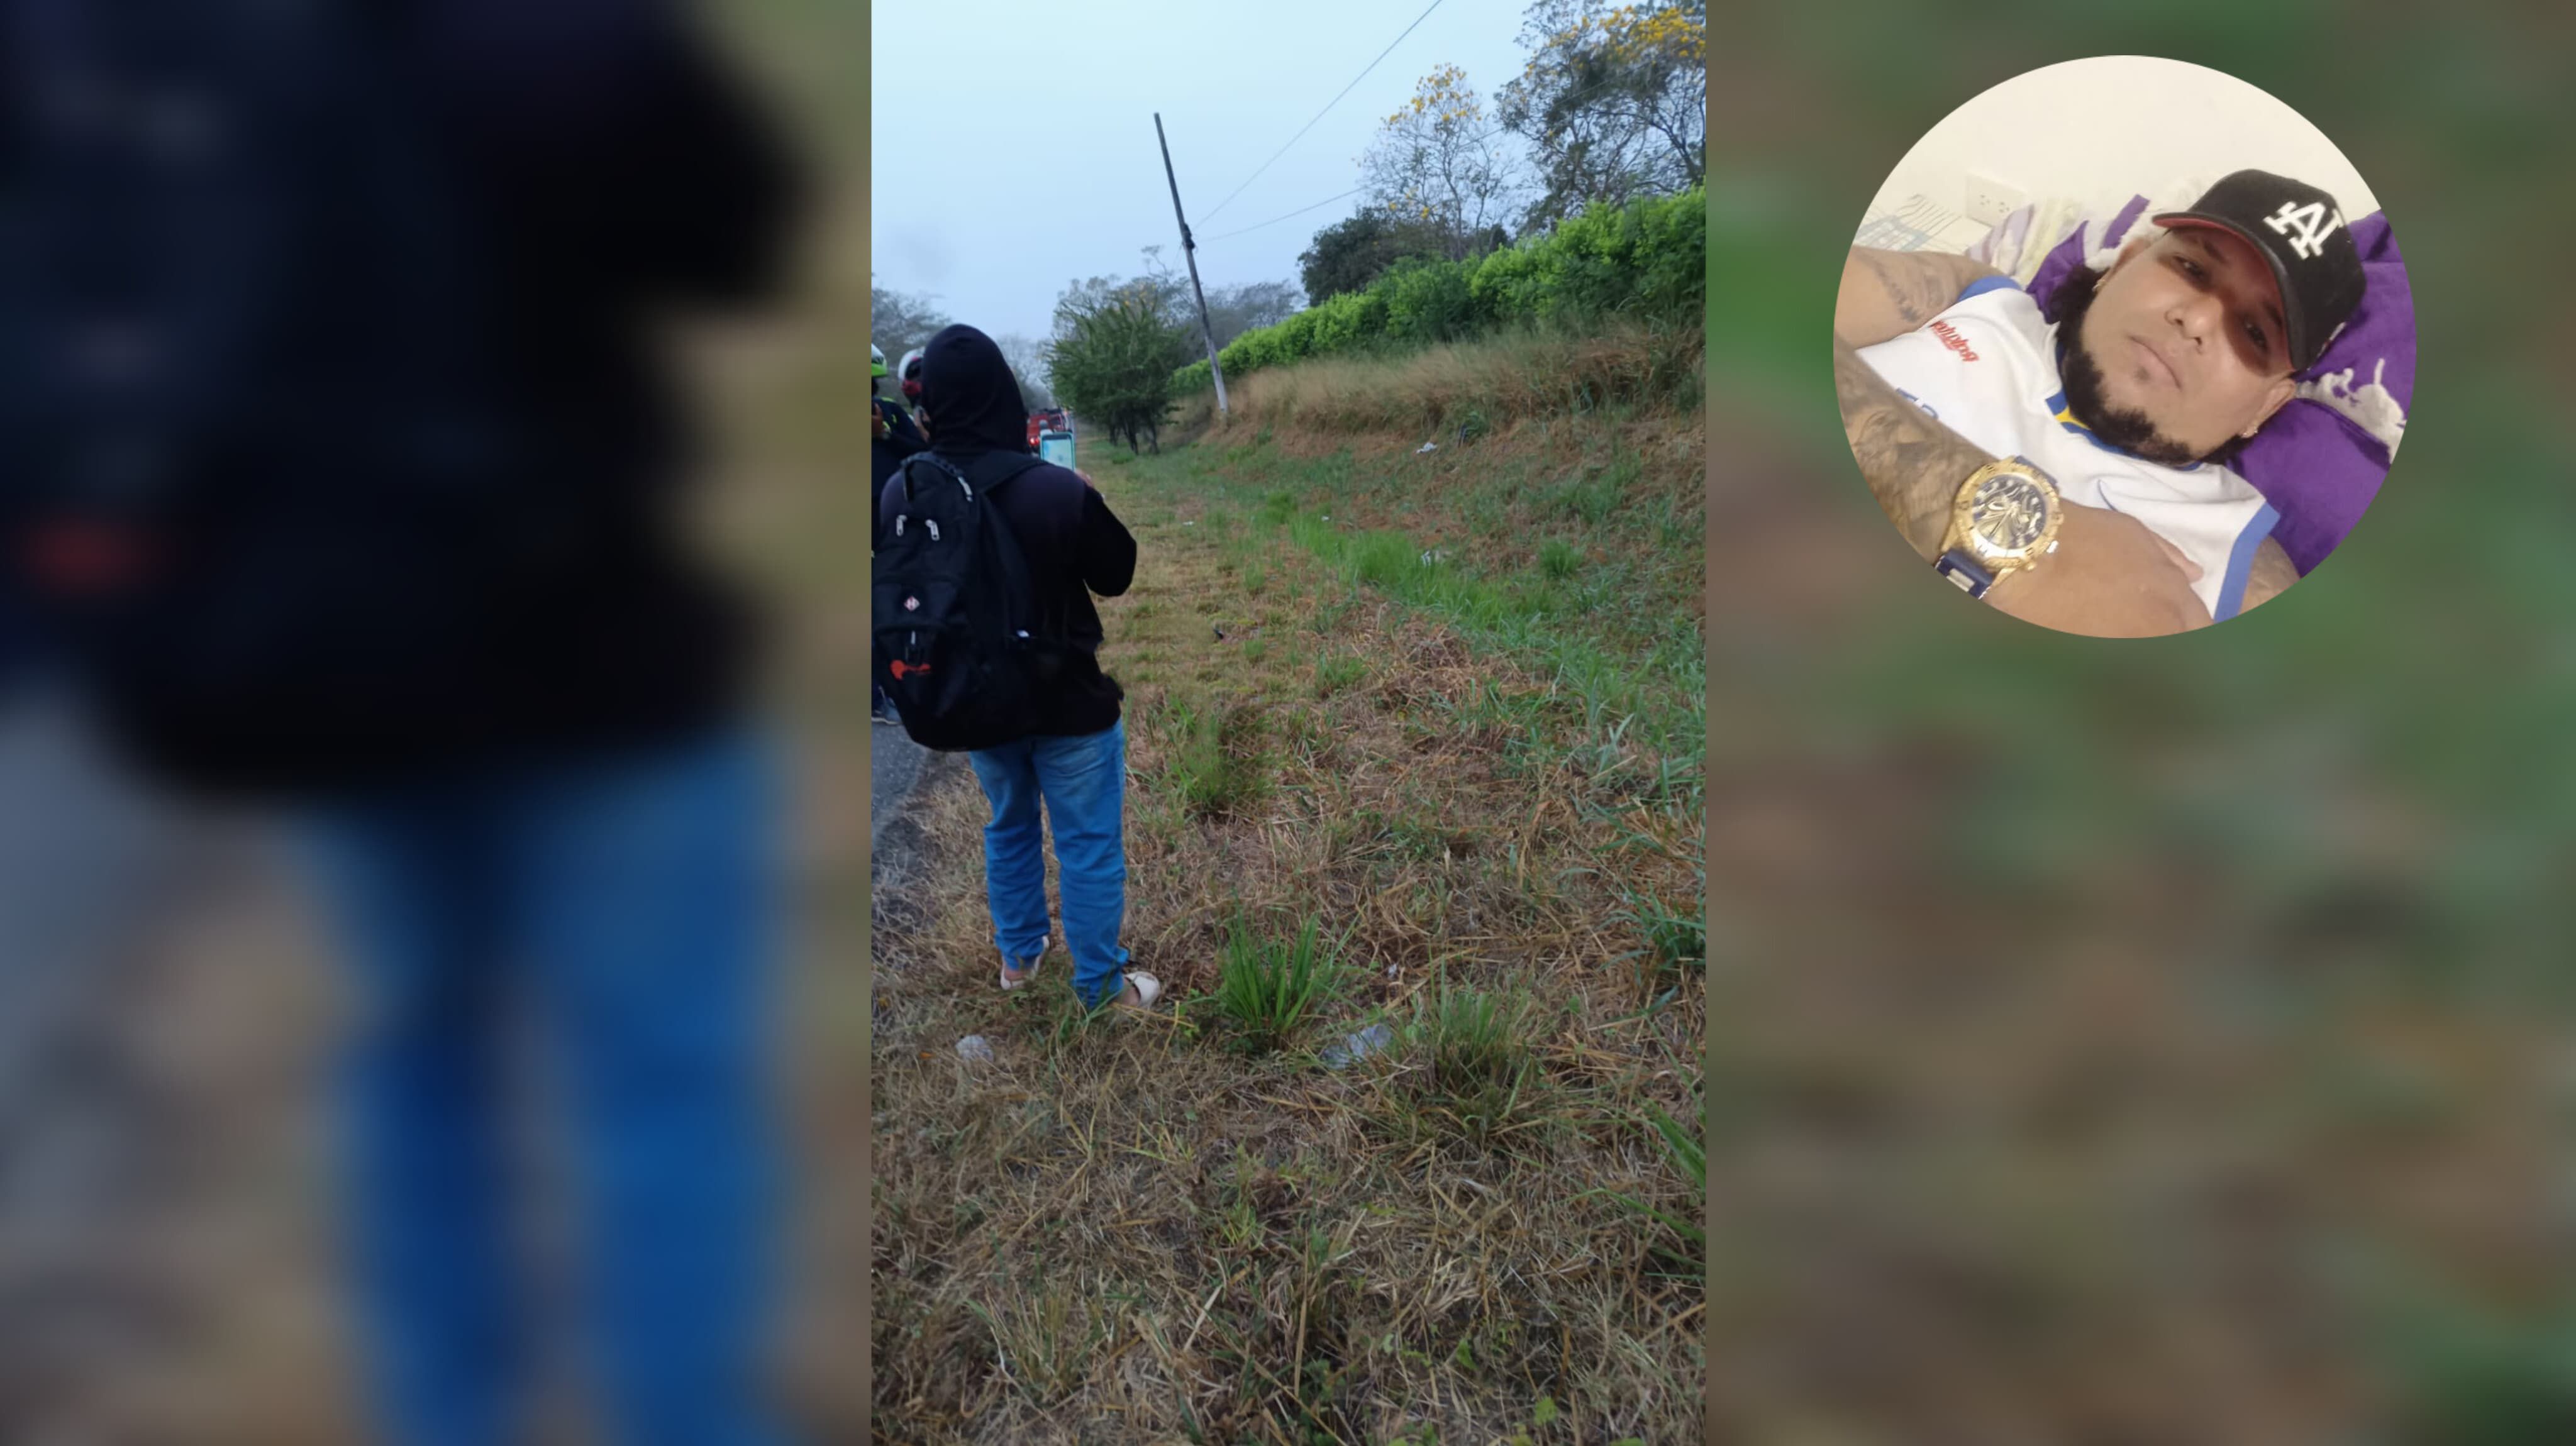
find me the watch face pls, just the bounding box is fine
[1969,472,2051,556]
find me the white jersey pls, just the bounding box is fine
[1857,275,2279,622]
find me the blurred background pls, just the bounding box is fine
[1862,55,2380,245]
[1710,3,2576,1442]
[0,1,865,1440]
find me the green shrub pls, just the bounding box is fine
[1053,289,1192,448]
[1170,186,1706,389]
[1380,257,1479,345]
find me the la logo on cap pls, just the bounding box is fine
[2265,200,2345,261]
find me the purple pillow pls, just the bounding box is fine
[2029,204,2414,575]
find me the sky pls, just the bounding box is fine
[869,0,1540,350]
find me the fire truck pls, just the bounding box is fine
[1028,407,1075,468]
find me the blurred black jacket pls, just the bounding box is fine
[0,1,801,796]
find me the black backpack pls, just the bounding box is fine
[872,450,1062,752]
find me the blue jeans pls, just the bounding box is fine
[967,720,1133,1009]
[301,726,784,1446]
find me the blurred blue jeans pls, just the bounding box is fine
[302,726,784,1446]
[966,720,1133,1009]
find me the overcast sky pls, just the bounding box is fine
[869,0,1538,348]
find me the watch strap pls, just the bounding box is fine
[1934,549,1995,599]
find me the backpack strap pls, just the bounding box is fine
[957,451,1073,639]
[896,449,1043,501]
[970,452,1049,495]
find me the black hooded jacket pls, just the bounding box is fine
[0,0,801,797]
[877,325,1134,739]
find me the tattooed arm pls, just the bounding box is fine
[1836,247,2004,347]
[2236,536,2300,612]
[1835,334,2214,635]
[1834,336,1990,560]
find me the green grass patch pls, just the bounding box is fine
[1211,914,1346,1055]
[1583,1102,1705,1276]
[1409,978,1545,1145]
[1160,698,1269,819]
[1315,648,1366,697]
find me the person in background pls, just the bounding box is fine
[870,344,926,726]
[895,347,932,433]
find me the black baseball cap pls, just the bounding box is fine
[2151,169,2367,373]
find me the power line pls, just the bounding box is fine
[1196,53,1701,254]
[1201,187,1365,244]
[1199,0,1449,223]
[1197,74,1651,247]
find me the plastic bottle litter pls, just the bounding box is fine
[955,1035,995,1064]
[1317,1023,1394,1071]
[1415,441,1438,455]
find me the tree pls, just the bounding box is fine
[1046,281,1192,454]
[1134,245,1194,324]
[1357,64,1529,262]
[1297,210,1450,303]
[1202,279,1304,350]
[870,277,952,370]
[994,333,1056,409]
[1496,0,1705,233]
[1059,248,1189,336]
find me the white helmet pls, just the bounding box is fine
[897,348,928,404]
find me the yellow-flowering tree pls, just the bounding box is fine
[1497,0,1704,231]
[1357,64,1528,262]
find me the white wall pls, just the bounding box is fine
[1863,57,2380,229]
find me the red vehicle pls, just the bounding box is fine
[1025,407,1072,448]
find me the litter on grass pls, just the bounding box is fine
[1318,1023,1394,1070]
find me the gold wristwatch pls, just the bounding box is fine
[1933,456,2063,599]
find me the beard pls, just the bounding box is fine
[2048,266,2210,467]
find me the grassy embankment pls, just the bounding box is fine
[872,319,1706,1444]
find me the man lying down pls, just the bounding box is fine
[1835,169,2368,637]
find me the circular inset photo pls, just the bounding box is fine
[1832,57,2412,637]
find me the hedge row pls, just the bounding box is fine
[1176,187,1704,393]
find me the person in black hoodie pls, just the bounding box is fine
[883,324,1156,1012]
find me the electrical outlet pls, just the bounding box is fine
[1964,170,2027,226]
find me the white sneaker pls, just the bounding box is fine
[1119,971,1163,1011]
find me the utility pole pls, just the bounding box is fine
[1154,112,1228,417]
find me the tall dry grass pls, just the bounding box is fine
[1189,319,1703,441]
